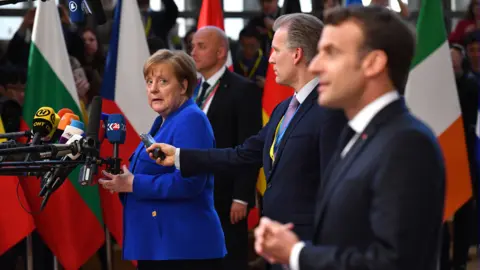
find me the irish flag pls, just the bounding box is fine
[21,1,104,268]
[405,0,472,220]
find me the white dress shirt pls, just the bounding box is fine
[294,77,320,104]
[289,90,400,270]
[197,65,227,114]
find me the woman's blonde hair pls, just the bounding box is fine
[143,49,198,98]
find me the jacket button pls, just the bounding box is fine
[152,211,157,217]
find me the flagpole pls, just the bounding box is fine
[53,256,59,270]
[105,228,113,270]
[26,235,33,270]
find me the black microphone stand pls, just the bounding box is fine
[0,131,31,140]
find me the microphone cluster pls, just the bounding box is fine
[0,96,127,210]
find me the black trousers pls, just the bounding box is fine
[440,199,476,270]
[137,258,223,270]
[219,211,249,270]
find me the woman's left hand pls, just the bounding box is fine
[99,165,134,193]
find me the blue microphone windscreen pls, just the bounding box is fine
[106,114,126,144]
[70,120,84,130]
[101,113,109,122]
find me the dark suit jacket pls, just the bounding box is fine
[206,69,263,214]
[180,88,346,240]
[299,99,445,270]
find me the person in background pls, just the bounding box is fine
[2,5,81,68]
[323,0,340,18]
[465,30,480,82]
[80,27,105,108]
[190,26,263,270]
[449,0,480,44]
[183,28,197,56]
[370,0,409,18]
[440,44,478,270]
[234,26,269,89]
[246,0,281,55]
[138,0,179,50]
[99,49,226,270]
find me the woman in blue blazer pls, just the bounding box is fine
[99,49,226,270]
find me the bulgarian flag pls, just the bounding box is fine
[20,1,104,268]
[405,0,472,220]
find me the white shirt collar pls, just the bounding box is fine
[349,91,400,133]
[202,66,227,86]
[294,77,319,104]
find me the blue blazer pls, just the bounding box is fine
[121,99,227,261]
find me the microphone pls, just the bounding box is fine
[79,96,102,186]
[39,134,84,199]
[57,108,74,118]
[31,107,56,142]
[59,119,84,144]
[68,0,84,24]
[38,134,83,197]
[106,114,126,174]
[40,112,61,143]
[52,113,80,142]
[25,107,57,161]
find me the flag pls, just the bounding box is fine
[405,0,472,220]
[21,1,104,268]
[99,0,155,259]
[0,116,35,256]
[197,0,233,69]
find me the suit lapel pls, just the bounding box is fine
[268,90,318,180]
[313,99,408,233]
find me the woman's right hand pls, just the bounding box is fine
[146,143,176,167]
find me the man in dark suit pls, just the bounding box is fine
[253,6,446,270]
[190,26,263,270]
[148,13,346,270]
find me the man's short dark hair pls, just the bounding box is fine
[239,26,262,42]
[324,5,416,91]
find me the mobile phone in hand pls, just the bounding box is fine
[140,133,166,160]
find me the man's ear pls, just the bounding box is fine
[362,50,387,78]
[293,47,304,65]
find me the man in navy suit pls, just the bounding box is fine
[148,13,346,270]
[254,6,446,270]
